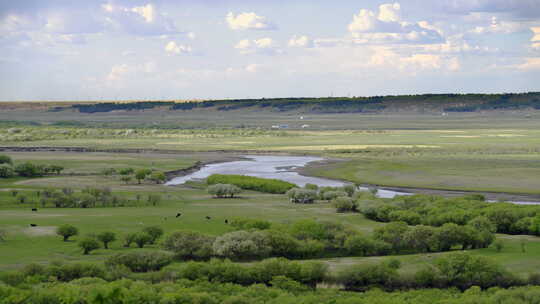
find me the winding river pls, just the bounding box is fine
[166,155,539,205]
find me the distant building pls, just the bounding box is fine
[301,124,310,128]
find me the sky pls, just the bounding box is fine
[0,0,539,101]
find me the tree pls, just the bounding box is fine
[97,231,116,249]
[149,171,166,184]
[135,169,151,184]
[373,221,409,252]
[403,225,436,252]
[123,233,137,248]
[332,196,358,213]
[120,176,132,184]
[118,168,134,175]
[78,237,100,255]
[14,162,45,177]
[208,184,242,198]
[47,165,64,175]
[345,235,379,256]
[133,232,152,248]
[0,164,14,178]
[56,224,79,241]
[0,155,12,165]
[286,188,317,204]
[212,230,271,259]
[162,230,215,259]
[142,226,164,244]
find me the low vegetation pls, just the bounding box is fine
[359,194,540,236]
[207,174,296,194]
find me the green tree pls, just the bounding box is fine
[162,230,215,259]
[97,231,116,249]
[149,171,166,184]
[0,155,12,165]
[133,232,152,248]
[123,233,137,248]
[0,164,14,178]
[56,224,79,241]
[135,169,151,184]
[142,226,164,244]
[373,221,409,252]
[78,237,100,255]
[118,168,134,175]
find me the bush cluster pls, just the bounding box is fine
[208,183,242,198]
[0,155,64,178]
[207,174,296,194]
[359,194,540,236]
[105,251,173,272]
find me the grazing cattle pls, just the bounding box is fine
[224,219,229,224]
[176,213,182,218]
[31,208,38,212]
[205,216,211,220]
[30,224,37,227]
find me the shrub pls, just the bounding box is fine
[0,155,12,165]
[123,233,137,248]
[14,162,44,177]
[78,238,100,255]
[143,226,164,244]
[133,232,152,248]
[148,171,166,184]
[230,218,272,230]
[56,224,79,242]
[332,196,357,212]
[336,261,400,291]
[322,191,348,201]
[135,169,152,184]
[97,231,116,249]
[342,185,356,197]
[162,230,215,259]
[207,174,296,194]
[105,251,173,272]
[304,183,318,190]
[213,230,271,260]
[433,253,518,290]
[0,164,14,178]
[46,263,106,281]
[208,184,242,198]
[286,188,317,204]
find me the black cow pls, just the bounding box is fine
[30,224,37,227]
[224,219,229,224]
[205,216,211,220]
[31,208,38,212]
[176,213,182,218]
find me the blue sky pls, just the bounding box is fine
[1,0,539,100]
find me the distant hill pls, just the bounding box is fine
[6,92,540,114]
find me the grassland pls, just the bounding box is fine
[1,102,540,279]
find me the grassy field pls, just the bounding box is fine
[1,108,540,278]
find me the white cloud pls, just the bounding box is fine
[235,38,281,55]
[131,4,155,23]
[102,3,182,36]
[531,27,540,42]
[378,3,401,22]
[348,3,443,44]
[226,12,275,30]
[288,35,314,48]
[165,41,192,55]
[517,57,540,70]
[469,16,525,34]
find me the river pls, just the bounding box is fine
[166,155,539,205]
